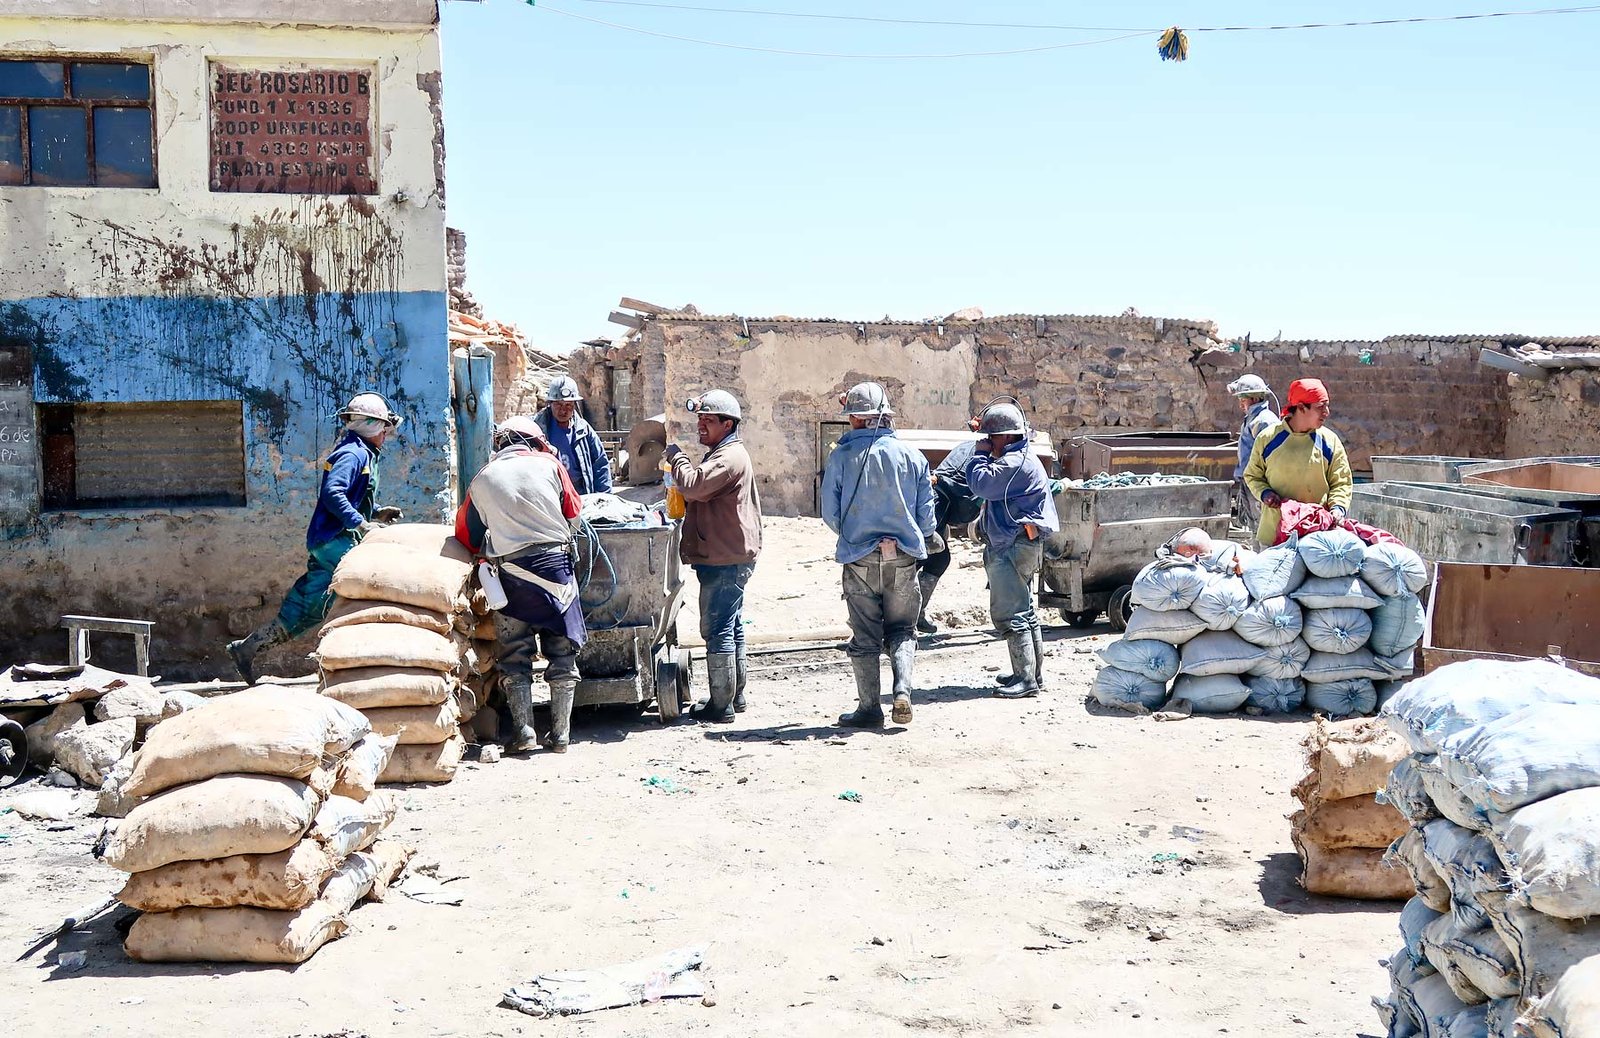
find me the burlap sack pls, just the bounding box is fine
[361,839,416,902]
[365,700,461,746]
[1293,832,1413,900]
[104,774,322,873]
[320,667,454,709]
[1291,794,1409,851]
[322,597,454,637]
[308,792,397,859]
[473,616,496,641]
[1295,716,1408,808]
[314,623,463,673]
[117,838,337,912]
[454,680,481,725]
[126,687,369,799]
[330,541,472,614]
[362,522,475,564]
[124,853,379,964]
[379,734,466,784]
[331,734,398,801]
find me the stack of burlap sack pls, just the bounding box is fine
[1290,717,1413,899]
[316,524,496,783]
[1093,531,1428,717]
[99,687,412,963]
[1374,658,1600,1038]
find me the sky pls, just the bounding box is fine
[438,1,1600,354]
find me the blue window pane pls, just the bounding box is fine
[72,63,150,101]
[0,61,64,99]
[93,107,154,187]
[29,106,89,185]
[0,107,20,185]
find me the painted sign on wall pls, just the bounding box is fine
[209,65,377,194]
[0,385,37,525]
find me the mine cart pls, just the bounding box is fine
[573,521,693,722]
[1037,479,1234,631]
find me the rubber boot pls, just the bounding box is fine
[733,643,749,713]
[888,638,915,725]
[226,620,289,685]
[915,571,941,635]
[1031,625,1048,693]
[503,674,540,752]
[840,655,885,728]
[543,679,575,753]
[994,633,1041,699]
[689,653,738,723]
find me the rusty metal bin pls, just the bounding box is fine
[1352,482,1583,566]
[1369,456,1491,484]
[1423,562,1600,677]
[1062,431,1238,482]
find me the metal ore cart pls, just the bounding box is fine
[572,521,693,722]
[1037,479,1234,631]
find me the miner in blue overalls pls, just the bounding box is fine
[226,393,404,683]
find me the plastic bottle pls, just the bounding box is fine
[661,461,686,520]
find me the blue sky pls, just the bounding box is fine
[439,1,1599,352]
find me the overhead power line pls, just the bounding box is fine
[529,3,1600,60]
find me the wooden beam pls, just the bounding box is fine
[608,311,646,331]
[618,297,671,315]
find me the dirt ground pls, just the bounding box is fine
[2,516,1399,1038]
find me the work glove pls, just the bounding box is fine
[664,444,683,462]
[1261,490,1284,510]
[925,530,947,556]
[373,506,404,524]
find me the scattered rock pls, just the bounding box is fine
[160,690,208,720]
[53,717,135,787]
[95,684,166,725]
[479,745,503,764]
[43,767,78,788]
[96,752,141,818]
[25,702,86,769]
[7,788,80,820]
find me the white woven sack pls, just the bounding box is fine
[1091,666,1168,712]
[1371,592,1426,657]
[1299,529,1367,578]
[1305,678,1377,717]
[1248,637,1310,680]
[1130,558,1210,612]
[1438,703,1600,814]
[1191,575,1251,631]
[1179,630,1259,676]
[1521,953,1600,1038]
[1303,608,1374,653]
[1420,911,1519,1004]
[1121,607,1207,645]
[1244,675,1305,713]
[1380,659,1600,756]
[1169,673,1250,714]
[1097,638,1180,684]
[1234,596,1305,648]
[1363,542,1429,597]
[1383,755,1440,826]
[1292,575,1384,610]
[1418,763,1487,832]
[1304,649,1389,683]
[1242,536,1307,601]
[1490,787,1600,919]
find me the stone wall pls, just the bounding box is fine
[1506,369,1600,458]
[446,227,481,318]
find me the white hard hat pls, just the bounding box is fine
[840,381,894,417]
[1227,374,1271,398]
[339,392,402,428]
[977,402,1026,436]
[493,415,546,449]
[686,389,742,420]
[545,376,582,402]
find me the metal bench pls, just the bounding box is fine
[61,615,154,677]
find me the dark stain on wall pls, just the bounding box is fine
[2,305,89,400]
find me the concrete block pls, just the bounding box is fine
[53,717,135,788]
[25,702,87,770]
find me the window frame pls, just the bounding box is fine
[0,55,157,188]
[37,400,247,511]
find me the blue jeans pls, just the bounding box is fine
[842,553,921,657]
[274,532,357,638]
[694,563,754,656]
[984,538,1043,635]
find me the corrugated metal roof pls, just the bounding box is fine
[648,311,1216,328]
[1254,333,1600,350]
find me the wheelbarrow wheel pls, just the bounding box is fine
[656,661,682,723]
[0,720,27,786]
[1061,609,1099,628]
[1108,585,1135,633]
[674,648,694,707]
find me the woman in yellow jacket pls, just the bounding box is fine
[1242,378,1354,547]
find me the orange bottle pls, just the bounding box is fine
[661,461,686,520]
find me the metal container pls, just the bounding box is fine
[1352,482,1582,566]
[1406,477,1600,568]
[1422,562,1600,677]
[1063,430,1238,482]
[1369,456,1490,484]
[1462,460,1600,495]
[573,522,692,719]
[1038,479,1234,629]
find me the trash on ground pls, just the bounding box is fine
[501,945,708,1018]
[837,790,863,803]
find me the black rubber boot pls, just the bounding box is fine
[503,674,540,752]
[690,653,738,723]
[915,571,941,635]
[543,679,575,753]
[994,633,1041,699]
[888,639,915,725]
[1031,625,1048,694]
[733,643,748,713]
[840,655,885,728]
[226,620,289,685]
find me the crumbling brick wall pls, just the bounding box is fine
[1505,370,1600,458]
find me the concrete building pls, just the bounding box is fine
[0,0,450,675]
[573,302,1600,517]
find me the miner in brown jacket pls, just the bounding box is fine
[665,389,762,724]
